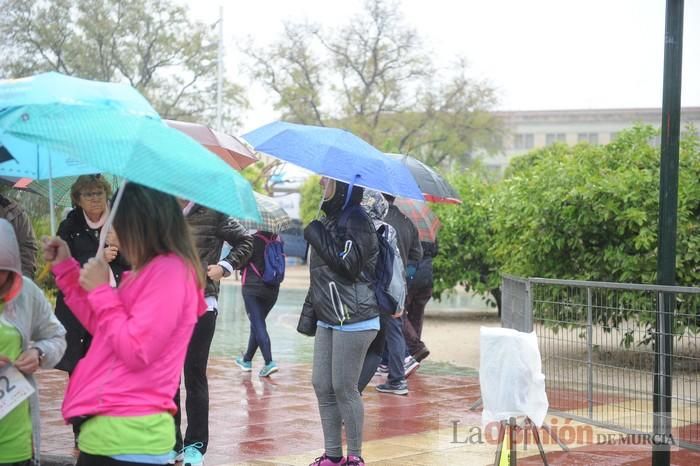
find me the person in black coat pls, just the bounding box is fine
[53,175,129,445]
[173,201,253,463]
[302,178,379,465]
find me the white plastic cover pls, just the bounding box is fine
[479,327,549,427]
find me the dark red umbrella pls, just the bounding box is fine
[166,119,258,170]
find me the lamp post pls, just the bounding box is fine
[653,1,684,465]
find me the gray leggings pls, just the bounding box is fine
[312,326,378,458]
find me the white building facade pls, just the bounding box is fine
[482,107,700,171]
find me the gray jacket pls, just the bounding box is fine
[0,194,38,278]
[0,219,67,464]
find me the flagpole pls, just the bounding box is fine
[216,4,224,131]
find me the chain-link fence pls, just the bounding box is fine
[501,275,700,451]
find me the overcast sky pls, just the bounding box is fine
[182,0,700,133]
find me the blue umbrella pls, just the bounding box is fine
[243,121,424,200]
[0,72,260,234]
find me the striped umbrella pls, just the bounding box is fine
[394,198,441,242]
[239,192,293,234]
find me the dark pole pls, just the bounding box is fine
[653,1,683,465]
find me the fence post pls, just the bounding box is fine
[526,279,533,332]
[586,287,593,419]
[654,291,674,462]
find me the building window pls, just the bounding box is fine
[545,133,566,145]
[578,132,599,145]
[514,133,534,150]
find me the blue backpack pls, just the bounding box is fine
[247,233,285,285]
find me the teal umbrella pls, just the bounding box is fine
[0,72,260,233]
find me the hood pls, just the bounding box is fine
[321,180,364,216]
[0,218,23,302]
[361,189,389,221]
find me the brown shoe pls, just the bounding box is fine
[412,347,430,362]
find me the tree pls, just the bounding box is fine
[299,175,323,225]
[0,0,247,131]
[432,166,502,312]
[245,0,501,168]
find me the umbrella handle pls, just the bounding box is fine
[97,179,128,253]
[48,150,56,234]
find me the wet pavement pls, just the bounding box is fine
[36,266,700,465]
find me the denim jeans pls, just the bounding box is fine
[242,292,278,364]
[383,313,407,384]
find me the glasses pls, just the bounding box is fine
[80,191,106,199]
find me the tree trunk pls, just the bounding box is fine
[491,287,502,318]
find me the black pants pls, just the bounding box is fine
[243,292,278,364]
[403,286,432,355]
[77,453,166,466]
[174,310,217,453]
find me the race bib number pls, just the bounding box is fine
[0,365,35,420]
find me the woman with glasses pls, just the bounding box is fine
[53,174,130,447]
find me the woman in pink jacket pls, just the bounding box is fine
[43,183,206,466]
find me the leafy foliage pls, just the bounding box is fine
[434,124,700,343]
[491,125,700,286]
[0,0,247,131]
[432,167,501,310]
[299,176,323,226]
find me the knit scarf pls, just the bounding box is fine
[83,207,117,287]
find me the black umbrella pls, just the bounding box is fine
[386,153,461,204]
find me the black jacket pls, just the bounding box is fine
[303,183,379,326]
[383,204,423,267]
[54,207,130,372]
[242,232,281,297]
[185,204,253,299]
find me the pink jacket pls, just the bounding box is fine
[53,254,206,421]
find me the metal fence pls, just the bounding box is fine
[501,275,700,451]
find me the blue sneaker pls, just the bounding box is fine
[235,355,252,372]
[167,449,184,464]
[376,380,409,396]
[183,442,204,466]
[259,361,278,377]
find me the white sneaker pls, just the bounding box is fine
[404,356,420,378]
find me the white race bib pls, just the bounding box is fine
[0,365,35,420]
